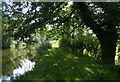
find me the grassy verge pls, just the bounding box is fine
[16,47,119,80]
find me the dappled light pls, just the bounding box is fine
[18,48,119,80]
[1,1,120,81]
[1,46,37,80]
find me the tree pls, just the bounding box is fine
[2,2,120,65]
[73,2,120,65]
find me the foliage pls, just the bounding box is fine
[115,39,120,65]
[3,2,119,39]
[36,41,52,55]
[71,36,85,53]
[59,28,101,58]
[59,37,71,51]
[83,35,101,58]
[2,34,12,49]
[2,2,120,64]
[2,2,120,81]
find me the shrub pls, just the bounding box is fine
[83,35,101,58]
[2,34,12,49]
[59,34,101,59]
[36,41,52,54]
[59,37,71,51]
[71,37,85,53]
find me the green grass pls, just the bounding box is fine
[17,47,119,80]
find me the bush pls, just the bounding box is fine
[71,37,85,53]
[59,34,101,59]
[59,37,71,51]
[83,35,101,58]
[2,34,12,49]
[37,41,52,54]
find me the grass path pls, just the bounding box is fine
[18,48,119,80]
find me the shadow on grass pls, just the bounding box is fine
[17,48,119,80]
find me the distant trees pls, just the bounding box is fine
[2,2,120,65]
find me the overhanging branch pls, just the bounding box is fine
[74,2,104,34]
[49,9,76,24]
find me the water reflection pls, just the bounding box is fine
[1,59,35,80]
[12,59,35,79]
[1,46,37,81]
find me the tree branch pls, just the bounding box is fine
[73,2,104,34]
[49,9,76,24]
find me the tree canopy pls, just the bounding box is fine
[2,2,120,65]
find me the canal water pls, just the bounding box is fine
[0,46,37,81]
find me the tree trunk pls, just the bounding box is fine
[96,30,117,65]
[74,2,118,65]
